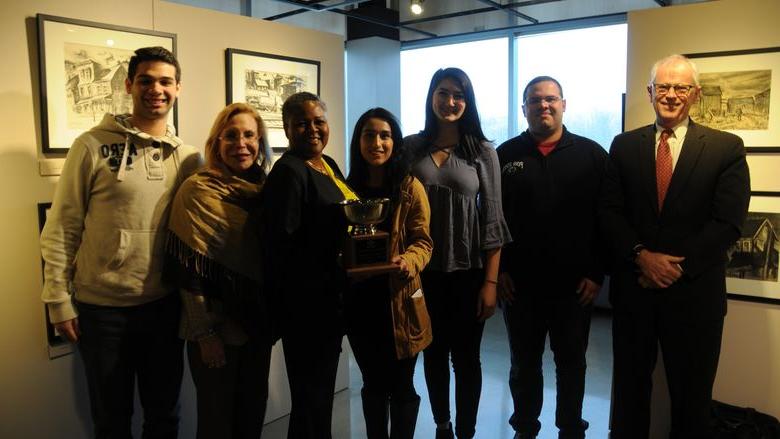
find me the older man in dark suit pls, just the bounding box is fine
[600,54,750,438]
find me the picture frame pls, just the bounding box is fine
[37,202,73,359]
[37,14,177,154]
[726,194,780,305]
[225,48,321,153]
[685,47,779,149]
[746,150,780,196]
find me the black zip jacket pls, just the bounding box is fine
[497,126,607,294]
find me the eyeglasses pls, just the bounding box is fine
[220,130,259,144]
[525,96,561,106]
[653,83,695,96]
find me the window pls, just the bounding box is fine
[400,38,509,145]
[515,24,627,150]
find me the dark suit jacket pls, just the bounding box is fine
[600,120,750,316]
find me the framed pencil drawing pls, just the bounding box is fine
[37,14,176,154]
[685,47,779,149]
[746,150,780,196]
[226,48,320,153]
[726,194,780,304]
[37,202,73,359]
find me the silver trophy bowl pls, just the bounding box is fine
[339,198,391,235]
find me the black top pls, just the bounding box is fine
[497,126,607,293]
[262,150,349,335]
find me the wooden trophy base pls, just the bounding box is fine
[344,230,396,277]
[346,262,401,277]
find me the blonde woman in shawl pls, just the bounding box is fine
[168,103,275,439]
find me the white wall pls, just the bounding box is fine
[0,1,346,437]
[626,0,780,421]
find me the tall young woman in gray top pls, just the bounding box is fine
[406,68,512,439]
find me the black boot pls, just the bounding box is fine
[362,388,390,439]
[389,395,420,439]
[435,422,455,439]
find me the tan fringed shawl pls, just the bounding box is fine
[167,166,264,283]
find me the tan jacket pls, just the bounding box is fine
[388,176,434,359]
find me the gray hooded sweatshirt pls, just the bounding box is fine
[40,113,201,323]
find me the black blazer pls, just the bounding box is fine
[599,120,750,314]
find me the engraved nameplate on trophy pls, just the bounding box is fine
[339,198,399,276]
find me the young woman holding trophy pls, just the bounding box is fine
[345,107,433,439]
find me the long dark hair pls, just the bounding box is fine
[347,108,409,211]
[419,67,489,163]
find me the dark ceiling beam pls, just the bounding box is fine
[475,0,538,23]
[265,0,363,21]
[239,0,252,16]
[265,0,330,20]
[271,0,366,12]
[400,0,560,26]
[332,8,437,37]
[266,0,437,38]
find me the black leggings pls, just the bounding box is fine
[345,276,418,402]
[421,269,485,439]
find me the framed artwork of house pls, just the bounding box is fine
[37,14,176,154]
[225,48,320,153]
[726,194,780,304]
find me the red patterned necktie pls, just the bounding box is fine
[656,128,674,210]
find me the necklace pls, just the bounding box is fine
[306,159,327,174]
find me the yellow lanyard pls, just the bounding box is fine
[321,159,359,201]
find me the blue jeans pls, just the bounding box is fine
[76,294,184,439]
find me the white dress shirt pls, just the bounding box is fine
[654,117,690,171]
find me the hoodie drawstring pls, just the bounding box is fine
[117,135,131,181]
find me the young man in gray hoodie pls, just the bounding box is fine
[40,46,201,438]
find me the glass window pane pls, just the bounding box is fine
[401,38,509,145]
[516,24,627,150]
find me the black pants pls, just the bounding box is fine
[282,328,343,439]
[76,294,184,439]
[187,339,272,439]
[421,269,485,439]
[610,288,724,439]
[502,291,591,438]
[346,276,419,402]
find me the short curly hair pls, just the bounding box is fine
[128,46,181,83]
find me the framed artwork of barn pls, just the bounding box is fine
[685,47,780,149]
[37,14,176,154]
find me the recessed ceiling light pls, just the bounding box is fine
[410,0,424,15]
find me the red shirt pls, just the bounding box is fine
[537,140,558,156]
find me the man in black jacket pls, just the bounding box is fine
[497,76,607,439]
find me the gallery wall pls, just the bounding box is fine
[0,1,345,437]
[626,0,780,419]
[1,0,778,437]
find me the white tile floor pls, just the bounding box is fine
[263,310,614,439]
